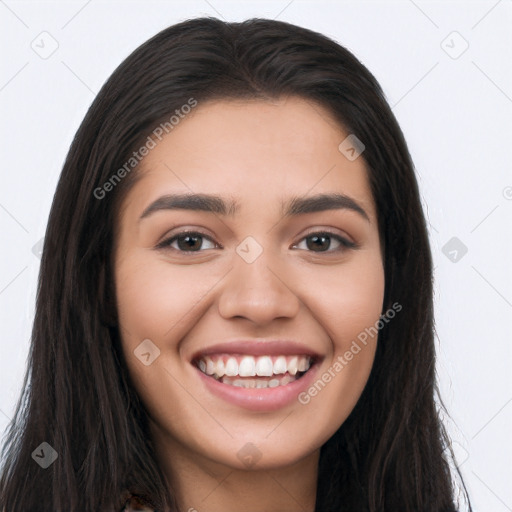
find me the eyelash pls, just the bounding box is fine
[155,230,358,254]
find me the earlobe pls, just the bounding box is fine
[98,263,118,327]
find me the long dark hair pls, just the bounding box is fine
[0,17,471,512]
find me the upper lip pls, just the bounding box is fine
[190,339,323,361]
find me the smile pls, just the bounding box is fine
[190,340,322,411]
[195,354,313,389]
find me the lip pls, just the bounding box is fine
[190,339,322,360]
[194,362,320,411]
[190,339,323,412]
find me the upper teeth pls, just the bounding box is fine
[197,355,312,378]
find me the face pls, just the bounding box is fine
[113,97,385,473]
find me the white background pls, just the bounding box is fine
[1,1,511,510]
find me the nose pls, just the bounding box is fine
[217,247,301,326]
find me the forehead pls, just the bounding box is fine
[118,96,377,223]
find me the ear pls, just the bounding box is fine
[98,262,118,327]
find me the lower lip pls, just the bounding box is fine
[194,363,320,412]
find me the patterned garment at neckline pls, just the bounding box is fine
[121,494,155,511]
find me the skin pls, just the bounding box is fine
[113,96,385,512]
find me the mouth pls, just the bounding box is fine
[190,340,323,411]
[193,354,314,389]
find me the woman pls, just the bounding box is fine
[0,17,471,512]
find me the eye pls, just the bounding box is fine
[156,231,218,253]
[292,231,357,253]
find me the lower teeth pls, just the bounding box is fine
[218,373,298,388]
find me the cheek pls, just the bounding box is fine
[295,252,384,425]
[308,252,385,347]
[114,252,226,395]
[115,253,204,344]
[113,254,203,425]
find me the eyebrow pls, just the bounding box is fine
[139,192,370,222]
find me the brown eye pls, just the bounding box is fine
[294,232,357,253]
[157,231,217,252]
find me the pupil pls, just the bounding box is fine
[307,234,329,252]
